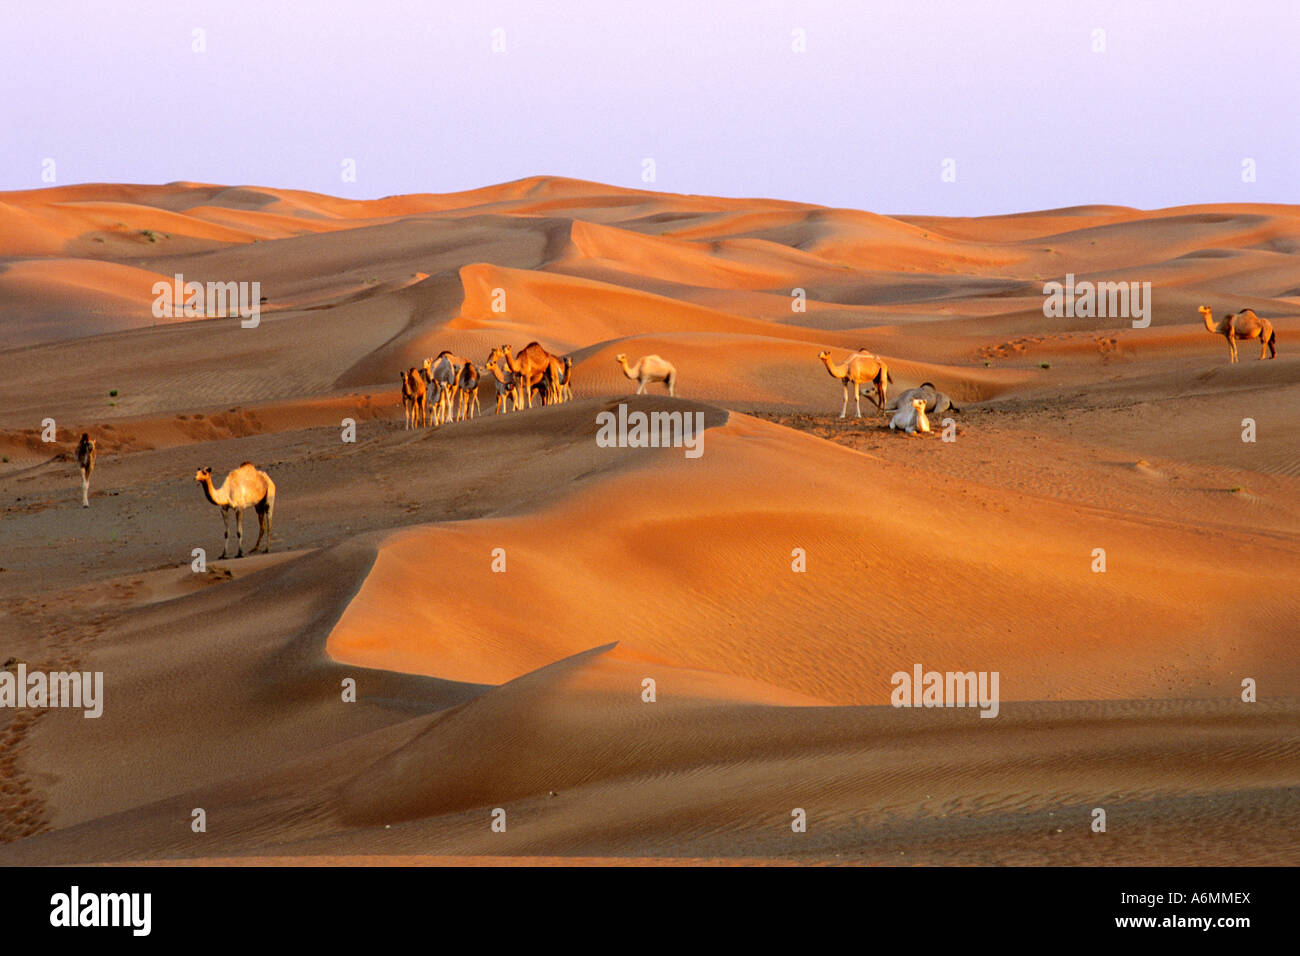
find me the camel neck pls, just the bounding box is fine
[201,478,226,507]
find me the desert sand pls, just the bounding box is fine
[0,177,1296,865]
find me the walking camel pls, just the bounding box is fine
[484,360,518,414]
[818,349,891,418]
[487,345,531,410]
[615,353,677,396]
[75,433,96,507]
[400,367,427,429]
[457,361,481,420]
[1200,306,1277,362]
[194,462,276,558]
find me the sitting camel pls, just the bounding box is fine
[75,433,96,507]
[889,398,931,436]
[194,462,276,558]
[1200,306,1276,362]
[818,349,891,418]
[616,353,677,396]
[886,382,959,414]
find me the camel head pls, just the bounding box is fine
[194,467,213,484]
[615,353,628,364]
[1198,306,1213,319]
[817,350,831,361]
[422,357,432,373]
[911,399,927,411]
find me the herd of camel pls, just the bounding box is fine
[398,343,677,428]
[59,306,1275,556]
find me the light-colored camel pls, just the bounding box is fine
[487,346,526,410]
[457,361,481,420]
[75,433,96,507]
[400,368,427,429]
[818,349,891,418]
[194,462,276,558]
[428,351,469,424]
[889,398,931,436]
[484,360,517,415]
[886,382,959,414]
[616,353,676,396]
[1200,306,1276,362]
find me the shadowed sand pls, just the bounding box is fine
[0,178,1297,865]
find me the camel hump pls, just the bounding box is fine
[240,460,254,468]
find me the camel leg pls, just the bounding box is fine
[81,472,90,507]
[839,383,849,419]
[854,386,863,419]
[221,508,232,559]
[252,510,265,553]
[235,508,245,558]
[636,381,645,395]
[667,378,675,398]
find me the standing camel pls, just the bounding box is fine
[615,353,677,396]
[457,361,481,420]
[484,360,517,415]
[817,349,891,418]
[1200,306,1276,362]
[428,352,469,424]
[487,346,526,410]
[400,368,427,429]
[75,433,96,507]
[557,356,574,402]
[194,463,276,558]
[510,342,557,409]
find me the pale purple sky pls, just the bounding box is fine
[4,0,1297,215]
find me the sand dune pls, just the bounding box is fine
[1,178,1297,866]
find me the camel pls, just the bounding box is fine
[457,361,481,420]
[194,462,275,558]
[486,346,526,410]
[557,356,573,402]
[75,433,96,507]
[400,368,427,429]
[818,349,891,418]
[537,355,572,405]
[509,342,557,409]
[615,353,676,396]
[1200,306,1276,362]
[886,382,959,414]
[484,360,517,415]
[428,351,468,424]
[889,397,931,436]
